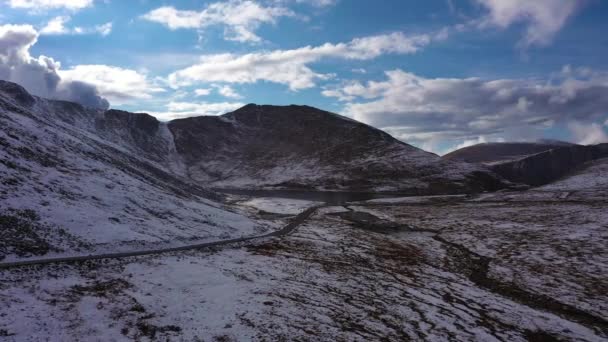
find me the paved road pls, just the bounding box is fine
[0,206,322,269]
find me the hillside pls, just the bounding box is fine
[491,144,608,187]
[443,141,575,165]
[0,79,511,259]
[0,81,268,261]
[540,157,608,191]
[168,104,507,193]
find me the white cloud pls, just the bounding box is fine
[214,84,243,99]
[40,16,70,35]
[147,101,245,121]
[6,0,93,11]
[475,0,582,47]
[0,23,109,109]
[273,0,337,7]
[94,22,112,36]
[194,88,211,97]
[0,24,38,63]
[142,1,295,43]
[168,32,434,90]
[568,122,608,145]
[448,135,505,154]
[296,0,337,7]
[40,16,112,36]
[58,65,165,104]
[323,67,608,150]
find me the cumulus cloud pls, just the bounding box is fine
[94,22,112,36]
[214,84,243,99]
[0,24,107,109]
[271,0,337,7]
[142,0,295,43]
[58,65,165,105]
[295,0,337,7]
[40,16,112,36]
[568,122,608,145]
[6,0,93,11]
[194,88,212,97]
[323,67,608,151]
[0,24,155,109]
[146,101,245,121]
[168,32,435,90]
[475,0,582,47]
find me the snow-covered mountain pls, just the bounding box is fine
[168,104,507,193]
[2,80,507,195]
[2,81,607,341]
[0,80,268,261]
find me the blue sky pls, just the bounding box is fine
[1,0,607,154]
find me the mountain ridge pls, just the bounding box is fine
[443,141,578,165]
[0,79,507,194]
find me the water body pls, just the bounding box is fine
[215,188,410,205]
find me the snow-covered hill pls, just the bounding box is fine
[491,143,608,186]
[169,104,507,193]
[0,81,268,261]
[541,157,608,190]
[0,79,510,259]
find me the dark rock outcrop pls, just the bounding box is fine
[0,80,36,107]
[443,141,576,164]
[491,144,608,186]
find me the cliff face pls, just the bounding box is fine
[491,144,608,186]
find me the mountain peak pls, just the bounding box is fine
[0,79,36,107]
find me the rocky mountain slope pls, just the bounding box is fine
[491,144,608,186]
[168,104,507,193]
[541,157,608,191]
[0,80,268,261]
[0,79,510,260]
[2,80,507,196]
[443,141,575,165]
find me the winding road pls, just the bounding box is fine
[0,206,322,269]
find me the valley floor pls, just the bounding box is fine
[1,190,607,341]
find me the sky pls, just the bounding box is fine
[1,0,607,154]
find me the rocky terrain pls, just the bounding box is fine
[443,141,575,165]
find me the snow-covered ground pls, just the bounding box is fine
[239,197,321,215]
[1,191,606,341]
